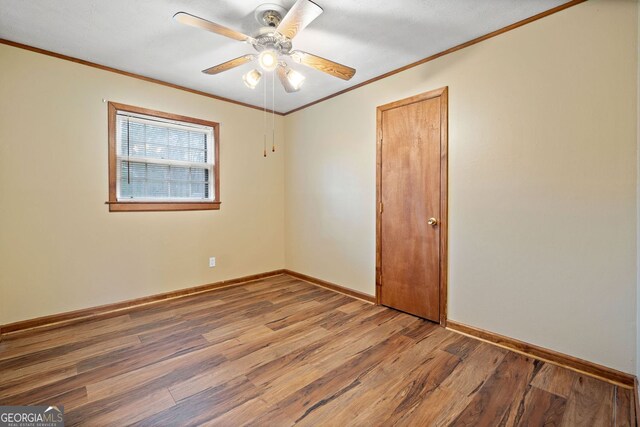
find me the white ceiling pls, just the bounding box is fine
[0,0,569,113]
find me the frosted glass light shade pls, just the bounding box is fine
[243,69,262,89]
[258,50,278,71]
[286,68,306,90]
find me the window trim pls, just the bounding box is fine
[107,102,221,212]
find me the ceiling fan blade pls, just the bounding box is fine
[290,51,356,80]
[174,12,254,43]
[276,0,323,40]
[202,55,256,75]
[277,65,298,93]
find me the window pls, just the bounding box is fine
[107,102,220,212]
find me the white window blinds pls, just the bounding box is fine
[115,111,215,202]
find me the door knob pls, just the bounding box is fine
[427,217,438,226]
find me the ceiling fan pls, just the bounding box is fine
[174,0,356,93]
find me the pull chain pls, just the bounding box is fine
[263,69,267,157]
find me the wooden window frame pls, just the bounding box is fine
[107,102,221,212]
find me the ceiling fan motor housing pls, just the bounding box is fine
[253,4,293,55]
[253,32,292,54]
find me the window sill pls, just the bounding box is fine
[107,201,221,212]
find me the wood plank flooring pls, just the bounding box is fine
[0,274,635,426]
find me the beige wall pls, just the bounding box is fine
[284,0,638,373]
[0,44,285,325]
[637,0,640,380]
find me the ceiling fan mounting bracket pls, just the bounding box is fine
[261,10,281,27]
[254,4,288,28]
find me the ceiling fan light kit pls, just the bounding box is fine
[173,0,356,94]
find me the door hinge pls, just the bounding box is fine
[379,202,384,213]
[378,272,382,284]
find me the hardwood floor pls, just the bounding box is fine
[0,274,635,426]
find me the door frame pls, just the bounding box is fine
[375,86,449,326]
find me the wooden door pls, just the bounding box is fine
[376,87,448,323]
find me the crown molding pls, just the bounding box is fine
[0,0,586,116]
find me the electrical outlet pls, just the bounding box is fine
[209,257,216,268]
